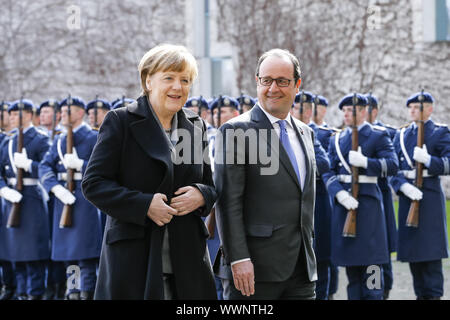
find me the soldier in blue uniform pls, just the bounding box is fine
[38,100,67,300]
[38,97,103,300]
[322,93,398,300]
[0,99,51,300]
[0,101,17,300]
[291,92,333,299]
[184,96,216,141]
[365,94,398,299]
[86,98,112,129]
[311,95,329,127]
[236,94,256,113]
[112,98,135,110]
[390,92,449,300]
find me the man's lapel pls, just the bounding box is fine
[290,117,312,191]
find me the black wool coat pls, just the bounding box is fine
[82,96,217,299]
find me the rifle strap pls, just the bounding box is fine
[334,131,352,174]
[400,127,414,169]
[57,136,78,170]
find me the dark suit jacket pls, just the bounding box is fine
[82,96,217,299]
[214,105,317,282]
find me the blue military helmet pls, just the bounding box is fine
[315,95,329,107]
[338,93,368,110]
[406,91,434,107]
[210,95,240,111]
[8,99,35,113]
[39,99,61,111]
[295,91,314,103]
[365,94,379,108]
[86,98,112,113]
[236,94,256,106]
[113,98,135,110]
[184,96,209,110]
[59,96,86,109]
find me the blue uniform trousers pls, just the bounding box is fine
[65,258,98,293]
[328,264,339,296]
[345,265,384,300]
[14,260,46,296]
[0,260,15,288]
[409,260,443,299]
[382,259,393,292]
[316,260,330,300]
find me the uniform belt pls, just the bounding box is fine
[57,172,83,181]
[7,178,38,186]
[337,175,378,184]
[401,169,432,179]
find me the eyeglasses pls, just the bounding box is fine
[258,76,293,87]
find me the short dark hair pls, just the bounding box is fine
[255,48,301,82]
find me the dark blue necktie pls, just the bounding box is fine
[277,120,301,184]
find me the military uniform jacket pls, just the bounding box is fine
[309,122,332,262]
[322,123,399,266]
[0,126,51,261]
[38,123,102,261]
[390,119,450,262]
[82,96,217,300]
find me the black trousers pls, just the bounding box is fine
[223,244,315,300]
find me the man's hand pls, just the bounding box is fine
[0,186,23,203]
[51,184,76,205]
[400,183,423,201]
[231,260,255,297]
[170,186,205,216]
[413,145,431,166]
[336,190,359,210]
[349,146,368,168]
[64,147,84,171]
[147,193,177,227]
[14,148,33,172]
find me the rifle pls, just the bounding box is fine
[313,95,319,124]
[406,89,425,228]
[215,95,222,129]
[7,97,25,228]
[198,95,203,117]
[1,101,4,132]
[51,100,58,140]
[367,92,373,124]
[59,95,75,228]
[342,93,359,237]
[238,92,244,115]
[299,91,305,123]
[94,94,99,129]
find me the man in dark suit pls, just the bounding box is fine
[214,48,317,300]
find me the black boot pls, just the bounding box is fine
[66,292,80,300]
[17,293,28,300]
[43,284,56,300]
[80,291,94,300]
[28,294,43,300]
[383,289,390,300]
[54,282,66,300]
[0,285,16,300]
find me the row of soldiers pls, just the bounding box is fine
[0,90,448,300]
[0,96,133,300]
[195,91,449,300]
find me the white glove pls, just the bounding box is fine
[0,186,23,203]
[336,190,359,210]
[14,148,33,172]
[51,184,76,205]
[413,144,431,166]
[63,148,84,171]
[349,146,368,169]
[400,183,423,201]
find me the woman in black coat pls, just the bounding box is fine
[82,44,217,300]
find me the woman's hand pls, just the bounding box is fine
[170,186,205,216]
[147,193,178,227]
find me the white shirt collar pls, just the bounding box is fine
[258,104,293,129]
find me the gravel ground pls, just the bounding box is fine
[333,256,450,300]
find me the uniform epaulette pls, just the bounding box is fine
[399,123,410,129]
[92,127,99,131]
[372,125,387,131]
[318,126,333,131]
[35,127,49,136]
[54,130,62,135]
[434,123,448,128]
[384,123,397,130]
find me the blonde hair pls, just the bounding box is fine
[138,44,198,95]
